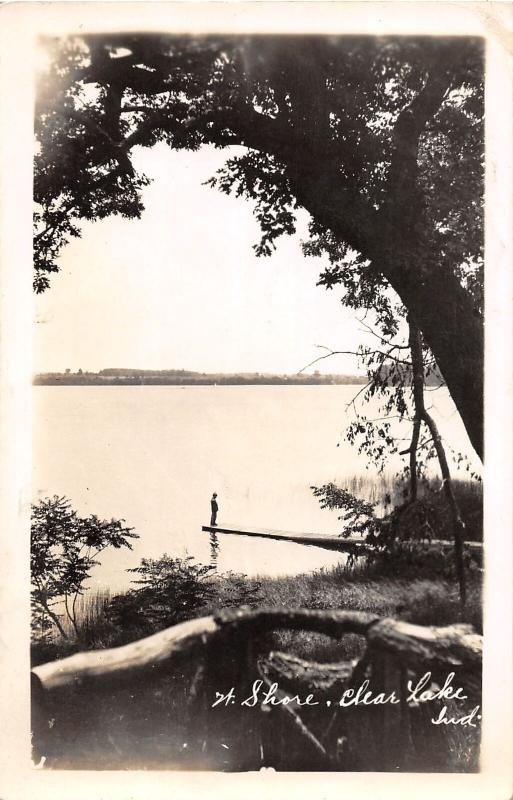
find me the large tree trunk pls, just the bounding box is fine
[289,167,484,461]
[386,261,483,461]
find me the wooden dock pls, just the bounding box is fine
[202,525,371,553]
[202,524,482,558]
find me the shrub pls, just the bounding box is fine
[204,571,264,612]
[311,479,482,581]
[31,496,137,640]
[106,555,216,644]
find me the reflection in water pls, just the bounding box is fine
[209,530,219,567]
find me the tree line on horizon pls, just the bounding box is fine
[33,367,368,386]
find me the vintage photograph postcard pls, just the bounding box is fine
[0,2,512,799]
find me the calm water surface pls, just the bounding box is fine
[32,385,477,591]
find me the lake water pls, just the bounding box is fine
[32,385,478,591]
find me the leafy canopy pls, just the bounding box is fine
[34,34,483,299]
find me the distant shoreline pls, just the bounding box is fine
[33,370,368,387]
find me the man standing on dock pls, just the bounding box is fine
[210,492,218,526]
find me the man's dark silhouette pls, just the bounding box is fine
[210,493,218,526]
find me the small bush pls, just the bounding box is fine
[106,555,216,644]
[104,557,266,646]
[203,571,264,613]
[31,496,137,641]
[365,539,481,582]
[341,474,483,542]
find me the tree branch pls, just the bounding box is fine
[408,317,467,606]
[298,343,412,376]
[386,55,454,208]
[68,109,117,147]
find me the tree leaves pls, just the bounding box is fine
[205,150,297,256]
[311,483,380,539]
[106,554,217,637]
[31,496,138,638]
[34,34,483,295]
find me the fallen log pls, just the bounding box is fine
[367,618,482,687]
[32,606,481,697]
[259,651,359,696]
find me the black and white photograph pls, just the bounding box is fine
[0,2,511,798]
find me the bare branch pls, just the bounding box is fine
[408,318,467,606]
[297,346,360,375]
[346,381,373,411]
[356,318,410,349]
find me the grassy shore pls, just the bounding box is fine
[242,563,481,661]
[32,557,482,666]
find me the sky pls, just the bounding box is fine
[34,142,378,375]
